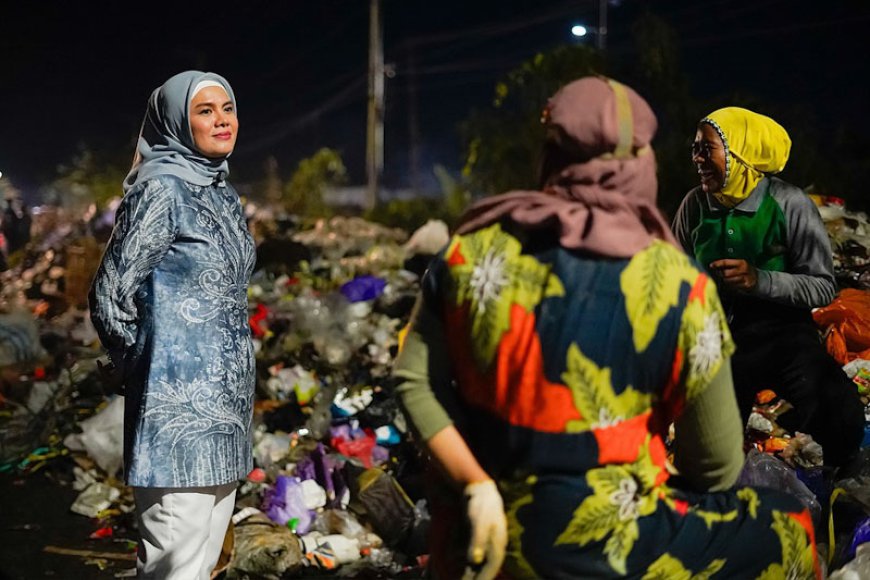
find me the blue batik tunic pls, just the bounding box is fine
[89,175,256,487]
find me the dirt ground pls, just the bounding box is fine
[0,469,133,579]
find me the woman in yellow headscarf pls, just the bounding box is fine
[673,106,864,467]
[698,107,792,207]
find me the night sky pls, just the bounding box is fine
[2,0,869,198]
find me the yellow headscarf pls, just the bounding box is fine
[701,107,792,207]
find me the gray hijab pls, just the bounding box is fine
[123,70,236,194]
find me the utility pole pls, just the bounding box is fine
[366,0,385,211]
[407,45,421,196]
[597,0,608,50]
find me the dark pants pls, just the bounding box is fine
[730,312,865,467]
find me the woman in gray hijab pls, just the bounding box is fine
[89,70,255,580]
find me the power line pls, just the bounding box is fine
[392,1,594,62]
[236,75,367,155]
[678,12,870,46]
[240,2,598,156]
[398,2,590,48]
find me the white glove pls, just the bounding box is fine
[462,479,508,580]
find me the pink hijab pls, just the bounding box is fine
[456,76,677,258]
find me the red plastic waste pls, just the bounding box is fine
[813,289,870,364]
[89,526,113,539]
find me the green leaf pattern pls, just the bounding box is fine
[643,553,726,580]
[562,343,651,433]
[446,224,564,370]
[755,511,817,580]
[440,229,792,579]
[556,442,660,574]
[677,274,734,403]
[501,476,539,579]
[620,241,698,353]
[737,487,760,519]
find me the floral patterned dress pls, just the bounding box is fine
[417,223,819,579]
[89,175,256,488]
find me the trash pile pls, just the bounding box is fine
[3,197,870,577]
[814,195,870,291]
[0,209,449,578]
[735,192,870,574]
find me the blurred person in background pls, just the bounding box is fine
[2,194,31,254]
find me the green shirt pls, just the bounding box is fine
[673,176,836,309]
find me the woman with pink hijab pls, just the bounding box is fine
[393,77,820,579]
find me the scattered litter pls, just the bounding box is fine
[13,201,870,577]
[42,546,136,561]
[70,482,121,518]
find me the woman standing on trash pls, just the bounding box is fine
[393,77,821,579]
[672,107,864,468]
[89,70,255,580]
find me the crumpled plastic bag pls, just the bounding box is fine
[340,275,387,303]
[63,395,124,476]
[309,509,369,541]
[262,475,315,534]
[25,381,56,414]
[331,422,389,468]
[296,443,349,510]
[0,310,48,367]
[737,448,822,526]
[813,289,870,364]
[831,542,870,579]
[846,517,870,562]
[782,432,825,468]
[834,448,870,513]
[70,482,121,518]
[264,364,319,404]
[252,431,292,469]
[300,479,327,510]
[301,532,361,566]
[346,466,417,548]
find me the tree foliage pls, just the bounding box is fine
[620,11,702,216]
[460,45,605,197]
[283,148,347,217]
[364,164,470,232]
[457,10,870,217]
[47,146,127,210]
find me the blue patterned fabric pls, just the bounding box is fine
[89,174,256,487]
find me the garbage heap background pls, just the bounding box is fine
[2,195,870,578]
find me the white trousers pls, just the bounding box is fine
[134,483,236,580]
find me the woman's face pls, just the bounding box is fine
[692,123,727,193]
[189,86,238,158]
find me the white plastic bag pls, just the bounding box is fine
[63,396,124,476]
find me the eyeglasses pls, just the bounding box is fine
[691,141,714,158]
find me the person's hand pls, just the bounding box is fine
[462,479,507,580]
[709,259,758,292]
[97,356,125,395]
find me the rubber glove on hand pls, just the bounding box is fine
[462,479,507,580]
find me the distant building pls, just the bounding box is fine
[323,186,436,208]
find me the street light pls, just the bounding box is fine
[570,22,607,50]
